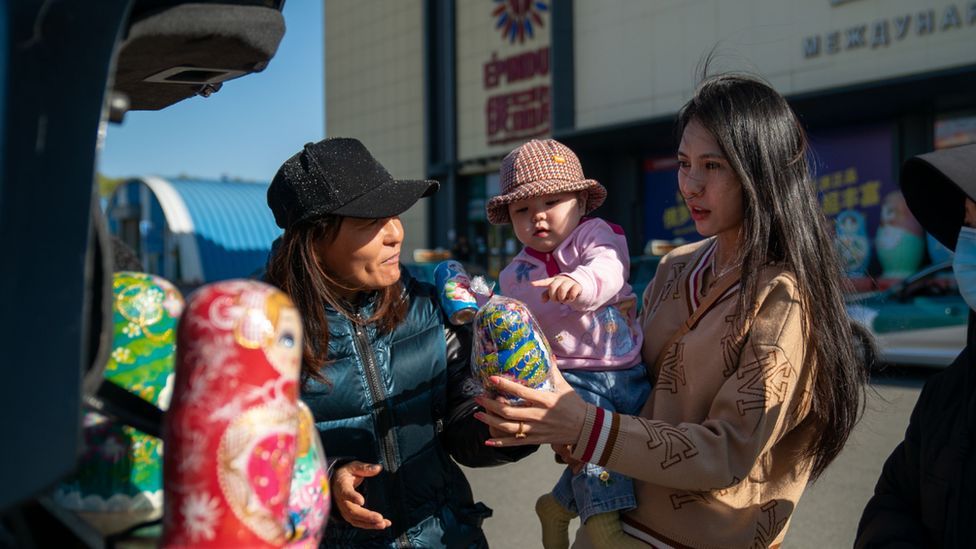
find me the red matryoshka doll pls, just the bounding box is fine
[162,280,309,548]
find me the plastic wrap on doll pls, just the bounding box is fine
[53,272,183,534]
[471,294,556,402]
[434,260,480,325]
[161,280,327,548]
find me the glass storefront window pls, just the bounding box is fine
[459,172,517,280]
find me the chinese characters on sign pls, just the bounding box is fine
[486,86,550,145]
[817,168,882,216]
[662,191,691,232]
[484,47,551,145]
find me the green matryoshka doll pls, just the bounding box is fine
[53,272,183,534]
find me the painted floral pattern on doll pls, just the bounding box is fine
[284,401,330,548]
[54,272,183,535]
[162,280,326,548]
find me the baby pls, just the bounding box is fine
[486,139,650,549]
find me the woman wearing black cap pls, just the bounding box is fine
[856,143,976,548]
[265,137,534,548]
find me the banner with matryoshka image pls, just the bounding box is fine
[809,124,927,291]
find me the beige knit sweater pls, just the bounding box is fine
[570,238,819,549]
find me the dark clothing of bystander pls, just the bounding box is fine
[856,315,976,548]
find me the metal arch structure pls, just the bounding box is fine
[139,175,206,283]
[108,176,282,286]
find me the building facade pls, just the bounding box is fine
[325,0,976,283]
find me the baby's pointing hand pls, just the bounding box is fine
[531,275,582,304]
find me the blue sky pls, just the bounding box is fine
[98,1,324,183]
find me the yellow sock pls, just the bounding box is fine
[582,511,647,549]
[535,493,576,549]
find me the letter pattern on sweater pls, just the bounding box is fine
[571,238,817,549]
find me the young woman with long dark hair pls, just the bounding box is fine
[475,74,871,548]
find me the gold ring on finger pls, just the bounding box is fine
[514,420,527,439]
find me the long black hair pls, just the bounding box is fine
[677,73,871,480]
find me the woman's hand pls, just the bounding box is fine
[474,365,588,447]
[332,461,391,530]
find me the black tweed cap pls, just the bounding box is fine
[267,137,439,229]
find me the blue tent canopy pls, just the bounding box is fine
[107,176,282,285]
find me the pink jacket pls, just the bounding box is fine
[500,217,642,371]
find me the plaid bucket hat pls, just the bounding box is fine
[486,139,607,225]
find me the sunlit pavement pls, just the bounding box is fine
[787,366,930,547]
[463,366,933,548]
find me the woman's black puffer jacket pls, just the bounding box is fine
[302,270,534,548]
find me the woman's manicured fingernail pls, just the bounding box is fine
[488,376,501,385]
[474,411,486,422]
[485,439,501,447]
